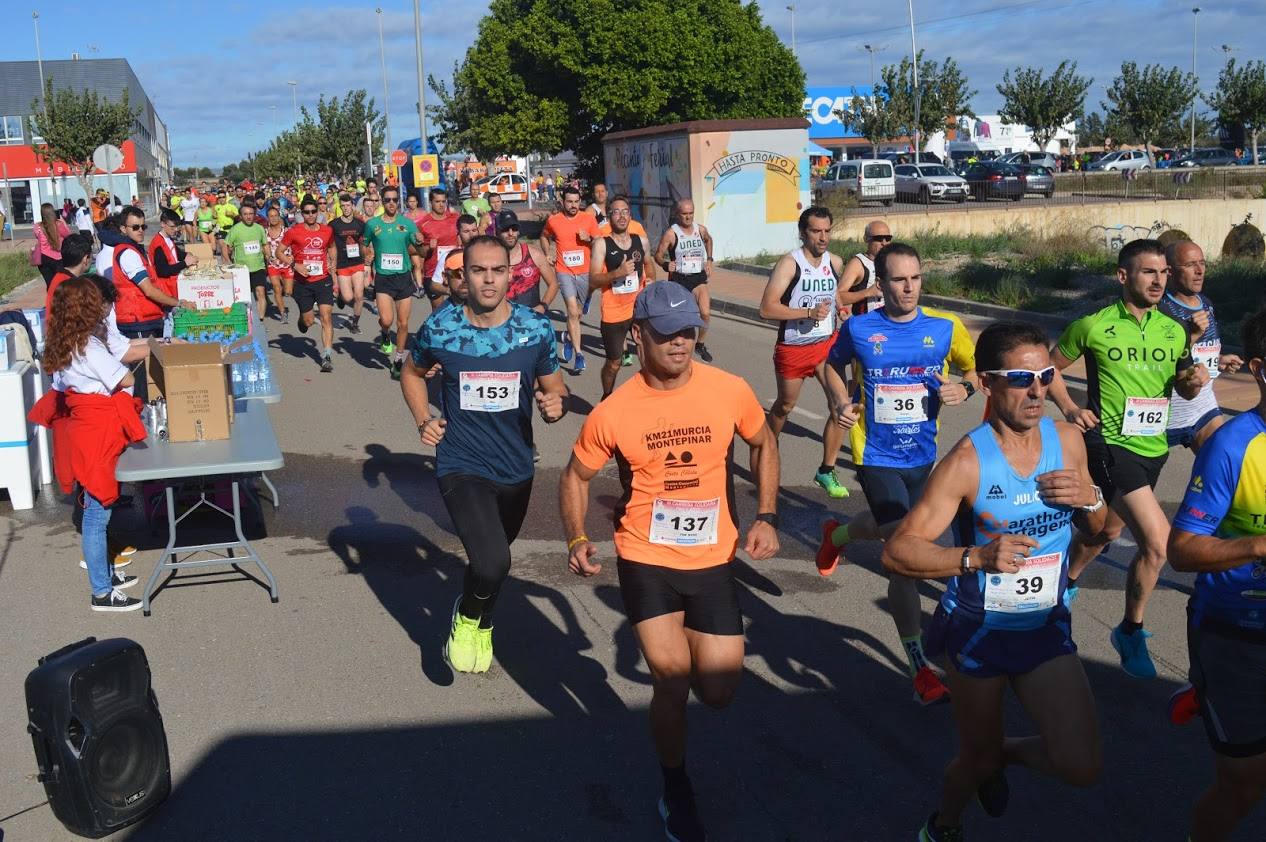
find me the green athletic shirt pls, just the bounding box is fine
[363,215,420,275]
[1056,300,1192,457]
[224,222,268,272]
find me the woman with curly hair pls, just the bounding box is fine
[30,276,149,612]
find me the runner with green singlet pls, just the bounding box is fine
[221,203,270,320]
[363,185,424,380]
[196,200,216,245]
[1046,238,1209,679]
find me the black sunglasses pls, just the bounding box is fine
[868,234,893,243]
[127,223,147,231]
[302,208,318,214]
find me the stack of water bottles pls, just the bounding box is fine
[231,334,275,398]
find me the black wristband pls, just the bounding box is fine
[755,512,779,529]
[963,382,976,399]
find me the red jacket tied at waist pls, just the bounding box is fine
[28,389,146,506]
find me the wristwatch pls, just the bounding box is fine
[755,512,779,529]
[961,546,975,573]
[1080,485,1106,513]
[962,382,976,399]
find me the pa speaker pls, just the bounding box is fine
[25,637,170,838]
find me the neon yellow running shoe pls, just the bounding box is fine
[474,626,494,673]
[444,599,481,673]
[814,469,850,499]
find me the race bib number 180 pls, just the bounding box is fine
[459,371,520,412]
[562,249,585,268]
[649,498,720,546]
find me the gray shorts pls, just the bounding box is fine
[558,272,590,301]
[1189,616,1266,757]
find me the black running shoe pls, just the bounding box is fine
[111,572,139,589]
[320,355,334,373]
[298,316,309,334]
[348,315,362,335]
[659,789,707,842]
[977,768,1009,817]
[697,343,713,363]
[91,589,142,612]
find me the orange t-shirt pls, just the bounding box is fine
[543,211,600,275]
[597,231,651,324]
[572,364,766,570]
[598,219,646,238]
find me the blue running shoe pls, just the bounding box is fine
[1111,626,1157,679]
[1063,585,1079,607]
[582,294,591,316]
[561,342,574,363]
[575,352,587,373]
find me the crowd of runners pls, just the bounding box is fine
[56,173,1266,841]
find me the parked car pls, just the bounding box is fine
[818,159,896,206]
[473,172,531,201]
[894,163,969,203]
[963,162,1026,201]
[1019,164,1055,198]
[998,151,1059,170]
[1174,147,1240,168]
[1085,149,1151,172]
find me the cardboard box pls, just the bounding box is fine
[146,339,252,442]
[184,242,214,264]
[177,272,236,310]
[223,265,251,304]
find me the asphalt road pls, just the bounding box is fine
[1,300,1262,841]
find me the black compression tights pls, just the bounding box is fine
[438,473,533,629]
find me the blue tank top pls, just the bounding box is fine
[943,418,1075,630]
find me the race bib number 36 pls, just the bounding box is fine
[983,551,1062,614]
[1120,396,1169,437]
[874,383,928,424]
[459,371,520,412]
[649,498,720,546]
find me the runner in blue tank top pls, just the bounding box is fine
[884,322,1108,842]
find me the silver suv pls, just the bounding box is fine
[998,151,1059,169]
[818,159,896,206]
[894,163,968,203]
[1086,149,1151,172]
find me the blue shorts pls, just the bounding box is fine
[855,463,933,527]
[925,604,1077,678]
[1167,407,1222,449]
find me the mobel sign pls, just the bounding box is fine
[802,86,871,140]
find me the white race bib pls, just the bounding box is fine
[787,296,834,343]
[381,252,404,272]
[874,383,928,424]
[459,371,520,412]
[1192,340,1220,379]
[1120,396,1169,437]
[649,498,720,546]
[431,246,456,283]
[345,243,360,259]
[679,256,703,274]
[983,551,1062,614]
[612,271,640,295]
[243,240,261,255]
[562,249,585,268]
[304,261,323,276]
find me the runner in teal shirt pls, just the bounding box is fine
[364,187,424,380]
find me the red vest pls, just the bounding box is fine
[112,242,164,325]
[147,234,181,297]
[45,270,74,314]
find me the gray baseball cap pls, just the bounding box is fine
[633,282,706,334]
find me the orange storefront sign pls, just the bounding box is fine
[0,140,138,179]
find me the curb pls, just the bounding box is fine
[0,276,44,310]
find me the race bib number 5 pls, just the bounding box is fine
[612,271,639,294]
[459,371,520,412]
[874,383,928,424]
[649,498,720,546]
[983,551,1062,614]
[1120,396,1169,437]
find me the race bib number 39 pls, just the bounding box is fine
[562,249,585,268]
[874,383,928,424]
[1120,396,1169,437]
[459,370,520,412]
[649,498,720,546]
[983,551,1062,614]
[381,252,404,272]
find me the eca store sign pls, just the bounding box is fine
[803,86,870,140]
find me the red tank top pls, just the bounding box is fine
[507,243,541,301]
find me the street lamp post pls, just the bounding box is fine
[907,0,921,163]
[32,12,46,114]
[413,0,429,199]
[1190,7,1200,156]
[286,81,299,126]
[376,8,392,162]
[785,5,796,55]
[862,43,885,93]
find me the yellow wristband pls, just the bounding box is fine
[567,535,590,551]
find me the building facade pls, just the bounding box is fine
[0,58,169,225]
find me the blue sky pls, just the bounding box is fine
[2,0,1261,167]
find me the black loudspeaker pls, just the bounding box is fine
[25,637,171,838]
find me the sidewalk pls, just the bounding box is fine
[705,264,1261,414]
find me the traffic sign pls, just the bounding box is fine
[413,154,440,187]
[92,143,124,174]
[391,148,408,167]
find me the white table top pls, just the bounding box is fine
[116,399,283,482]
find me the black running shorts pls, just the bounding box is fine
[617,559,742,635]
[292,277,334,313]
[1084,430,1167,504]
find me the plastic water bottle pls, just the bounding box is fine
[231,364,244,397]
[246,359,260,395]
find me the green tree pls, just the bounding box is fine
[307,90,385,177]
[1206,59,1266,165]
[29,77,139,198]
[834,88,898,152]
[996,61,1091,153]
[1103,61,1197,157]
[880,51,976,156]
[429,0,804,178]
[196,166,215,179]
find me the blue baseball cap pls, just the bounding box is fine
[633,282,705,335]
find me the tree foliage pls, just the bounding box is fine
[29,77,139,197]
[1103,62,1197,155]
[877,52,975,153]
[1206,59,1266,165]
[428,0,805,178]
[996,61,1091,153]
[834,90,899,151]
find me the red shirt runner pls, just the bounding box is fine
[281,224,334,282]
[417,211,459,279]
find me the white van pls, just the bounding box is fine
[818,159,895,206]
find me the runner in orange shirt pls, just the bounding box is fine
[541,185,600,372]
[560,282,780,842]
[590,195,654,398]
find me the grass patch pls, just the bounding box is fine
[0,251,37,300]
[1204,258,1266,344]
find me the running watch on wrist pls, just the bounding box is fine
[962,382,976,399]
[1080,485,1105,513]
[754,512,779,529]
[961,547,975,573]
